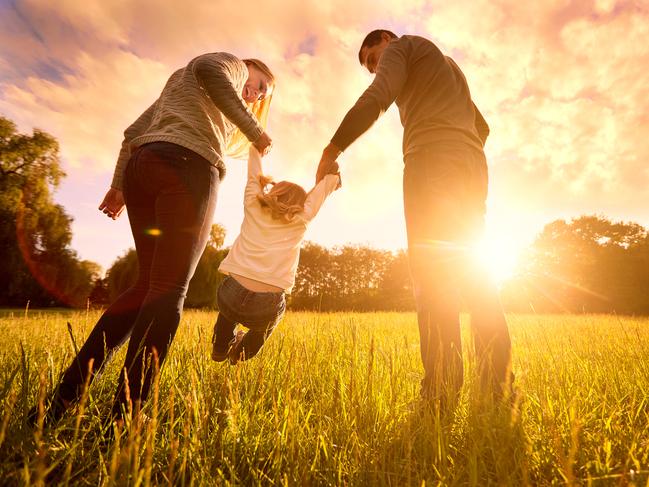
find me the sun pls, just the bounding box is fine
[471,233,522,285]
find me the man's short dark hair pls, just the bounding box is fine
[358,29,398,64]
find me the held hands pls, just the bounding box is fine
[327,161,343,190]
[98,188,125,220]
[253,131,273,156]
[316,143,342,188]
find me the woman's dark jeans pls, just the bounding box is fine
[58,142,219,418]
[403,143,512,400]
[212,276,286,361]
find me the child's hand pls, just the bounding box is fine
[253,131,273,156]
[327,162,342,190]
[316,143,341,183]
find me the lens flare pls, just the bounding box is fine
[15,195,79,306]
[471,235,521,285]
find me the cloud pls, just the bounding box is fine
[1,49,169,175]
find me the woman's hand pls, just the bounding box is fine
[253,131,273,156]
[98,188,125,220]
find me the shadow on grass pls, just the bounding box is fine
[374,389,530,486]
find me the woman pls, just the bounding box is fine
[31,53,275,426]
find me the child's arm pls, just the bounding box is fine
[244,145,264,204]
[302,173,340,221]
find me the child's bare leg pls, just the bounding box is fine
[212,313,237,361]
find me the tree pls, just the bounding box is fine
[501,215,649,314]
[88,277,110,307]
[186,224,228,308]
[0,115,99,307]
[377,250,414,310]
[292,242,414,311]
[291,242,335,309]
[329,245,393,308]
[106,249,138,302]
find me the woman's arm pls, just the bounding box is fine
[110,100,157,191]
[191,54,264,144]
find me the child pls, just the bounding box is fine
[212,146,340,364]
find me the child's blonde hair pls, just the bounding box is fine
[257,174,307,223]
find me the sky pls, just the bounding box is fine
[1,0,648,276]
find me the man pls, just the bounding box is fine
[317,30,512,402]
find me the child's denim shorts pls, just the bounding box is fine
[217,275,286,330]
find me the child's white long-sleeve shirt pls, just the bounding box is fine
[218,147,339,292]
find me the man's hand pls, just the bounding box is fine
[316,143,342,183]
[99,188,125,220]
[253,131,273,156]
[329,161,343,190]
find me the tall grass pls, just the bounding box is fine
[0,310,648,485]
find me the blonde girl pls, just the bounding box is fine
[212,147,340,363]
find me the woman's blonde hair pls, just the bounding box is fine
[226,58,275,159]
[256,174,307,223]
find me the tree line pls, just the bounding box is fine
[72,217,649,314]
[2,115,649,314]
[501,216,649,314]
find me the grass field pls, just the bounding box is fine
[0,310,648,485]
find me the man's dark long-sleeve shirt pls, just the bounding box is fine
[331,35,487,156]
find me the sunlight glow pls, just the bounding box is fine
[471,234,522,285]
[411,233,524,286]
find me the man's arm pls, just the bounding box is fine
[317,42,408,182]
[331,43,407,152]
